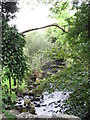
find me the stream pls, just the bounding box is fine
[35,91,69,116]
[15,90,69,116]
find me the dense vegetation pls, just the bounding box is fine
[1,1,27,115]
[24,30,54,71]
[1,1,90,120]
[47,2,90,119]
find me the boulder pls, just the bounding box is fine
[53,113,81,120]
[16,112,81,120]
[2,110,81,120]
[17,112,34,119]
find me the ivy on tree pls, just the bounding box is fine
[2,19,27,94]
[2,1,27,94]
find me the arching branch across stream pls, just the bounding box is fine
[20,23,68,35]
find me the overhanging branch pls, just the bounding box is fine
[20,23,68,35]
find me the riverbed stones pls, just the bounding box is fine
[17,112,34,119]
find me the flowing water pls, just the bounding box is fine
[35,91,69,116]
[16,90,69,116]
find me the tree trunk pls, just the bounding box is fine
[9,76,11,94]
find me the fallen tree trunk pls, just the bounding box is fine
[20,23,68,35]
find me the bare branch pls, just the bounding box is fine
[20,23,68,35]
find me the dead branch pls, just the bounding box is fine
[20,23,68,35]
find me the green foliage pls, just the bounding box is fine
[1,67,27,109]
[2,19,27,84]
[50,1,70,28]
[24,30,54,71]
[62,3,90,118]
[17,80,27,94]
[3,110,17,120]
[2,19,27,109]
[1,1,27,110]
[0,86,2,114]
[2,81,17,109]
[63,82,90,118]
[37,1,90,119]
[2,2,19,21]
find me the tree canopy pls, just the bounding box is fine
[2,1,19,21]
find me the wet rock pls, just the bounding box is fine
[29,96,33,100]
[54,102,58,105]
[26,105,31,110]
[34,101,39,104]
[30,109,36,115]
[5,104,12,110]
[55,105,58,108]
[18,105,23,113]
[17,97,23,101]
[41,104,47,106]
[29,92,34,96]
[30,97,40,102]
[30,98,34,102]
[24,102,26,106]
[15,104,18,109]
[49,101,57,106]
[63,92,66,95]
[17,93,23,97]
[35,103,40,107]
[40,100,43,103]
[41,95,44,99]
[34,101,41,107]
[33,97,40,101]
[15,104,23,110]
[26,104,36,115]
[17,102,21,104]
[43,109,45,111]
[57,100,61,103]
[23,92,29,96]
[16,112,34,119]
[57,103,61,107]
